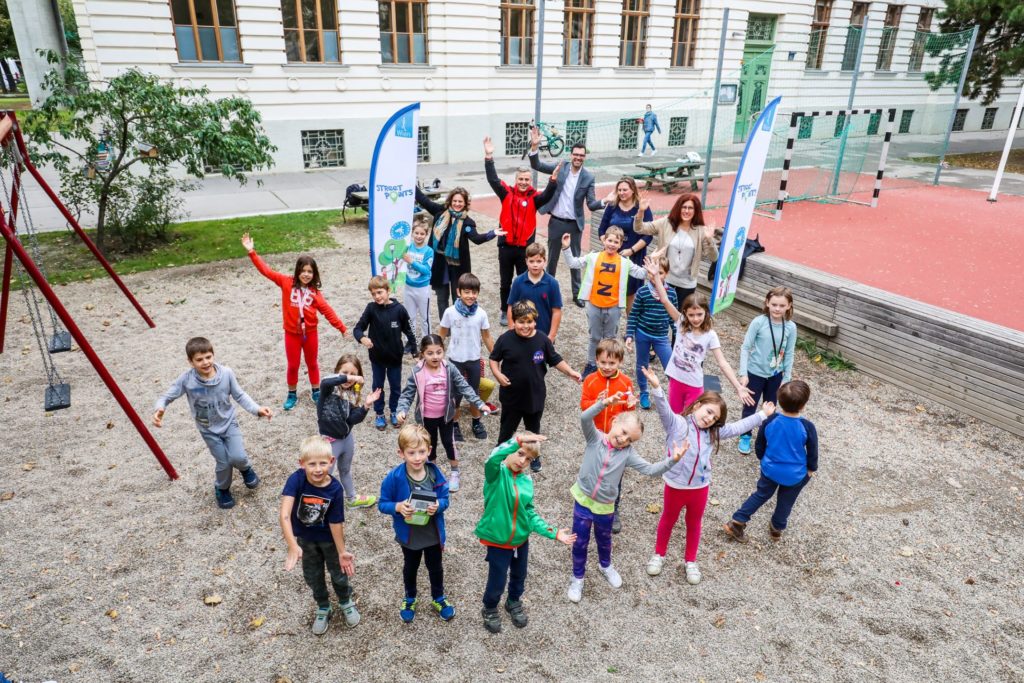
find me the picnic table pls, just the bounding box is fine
[630,160,713,193]
[344,186,449,221]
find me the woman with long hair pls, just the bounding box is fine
[634,192,718,307]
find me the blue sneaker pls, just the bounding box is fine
[639,391,651,410]
[311,388,320,404]
[375,415,387,431]
[283,392,298,411]
[400,597,417,623]
[390,413,399,428]
[432,595,456,621]
[241,467,260,489]
[214,486,235,509]
[738,434,752,455]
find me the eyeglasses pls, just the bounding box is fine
[571,153,586,158]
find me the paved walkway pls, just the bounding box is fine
[13,129,1024,232]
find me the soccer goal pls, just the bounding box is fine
[772,108,897,221]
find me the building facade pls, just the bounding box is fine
[70,0,1023,172]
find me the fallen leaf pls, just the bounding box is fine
[754,673,767,682]
[709,497,720,506]
[203,594,223,606]
[22,462,35,471]
[84,303,95,310]
[212,567,225,576]
[106,421,115,429]
[69,663,81,673]
[249,615,266,629]
[0,622,9,629]
[496,667,506,673]
[102,320,111,327]
[0,491,14,502]
[712,615,726,629]
[105,609,119,619]
[915,405,926,413]
[899,546,914,557]
[275,678,293,683]
[107,464,117,470]
[645,503,662,514]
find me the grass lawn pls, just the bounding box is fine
[28,209,361,286]
[0,95,32,111]
[915,149,1024,174]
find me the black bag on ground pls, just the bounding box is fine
[707,235,765,283]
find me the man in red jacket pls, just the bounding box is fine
[483,136,557,326]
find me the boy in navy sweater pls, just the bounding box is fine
[354,275,417,430]
[724,380,818,542]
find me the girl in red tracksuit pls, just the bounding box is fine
[483,136,558,318]
[241,232,349,410]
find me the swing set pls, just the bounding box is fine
[0,111,178,480]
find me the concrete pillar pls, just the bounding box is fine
[6,0,68,106]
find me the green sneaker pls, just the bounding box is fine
[347,495,377,508]
[312,606,331,635]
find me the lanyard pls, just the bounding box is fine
[768,318,785,371]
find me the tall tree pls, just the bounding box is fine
[927,0,1024,105]
[22,55,277,254]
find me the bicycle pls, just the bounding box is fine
[522,121,565,160]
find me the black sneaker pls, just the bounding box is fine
[241,467,260,489]
[471,419,487,440]
[453,422,465,443]
[574,299,586,309]
[505,600,528,628]
[214,486,235,509]
[482,607,502,633]
[611,513,622,534]
[530,458,542,473]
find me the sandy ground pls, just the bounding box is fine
[1,216,1023,683]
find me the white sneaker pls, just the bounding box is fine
[599,565,623,589]
[449,469,460,492]
[637,151,644,157]
[567,577,584,603]
[646,554,665,576]
[684,561,702,585]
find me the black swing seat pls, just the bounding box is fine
[48,331,72,353]
[44,383,71,411]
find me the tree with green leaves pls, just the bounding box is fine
[22,55,276,254]
[926,0,1024,105]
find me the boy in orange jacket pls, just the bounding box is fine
[580,338,636,534]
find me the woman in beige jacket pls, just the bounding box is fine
[634,193,719,306]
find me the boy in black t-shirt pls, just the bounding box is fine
[489,300,582,471]
[280,435,361,635]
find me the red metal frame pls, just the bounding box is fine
[0,111,178,480]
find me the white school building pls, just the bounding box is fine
[52,0,1024,172]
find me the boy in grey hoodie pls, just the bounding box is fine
[153,337,272,509]
[567,394,685,603]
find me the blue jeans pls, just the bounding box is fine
[740,372,784,436]
[371,362,402,415]
[732,473,810,531]
[642,131,656,153]
[634,329,672,392]
[482,542,529,609]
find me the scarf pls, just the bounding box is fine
[432,209,466,266]
[454,298,478,318]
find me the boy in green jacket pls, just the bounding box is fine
[475,433,575,633]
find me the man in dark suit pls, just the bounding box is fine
[527,126,607,307]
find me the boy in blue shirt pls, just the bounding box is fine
[506,243,563,342]
[724,380,818,542]
[280,435,360,635]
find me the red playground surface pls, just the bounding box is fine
[472,176,1024,331]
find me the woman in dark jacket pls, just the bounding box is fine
[415,186,504,319]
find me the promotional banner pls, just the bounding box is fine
[709,95,781,314]
[368,102,420,293]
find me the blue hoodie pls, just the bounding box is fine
[405,242,434,289]
[379,462,450,546]
[755,413,819,486]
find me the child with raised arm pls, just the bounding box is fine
[439,272,495,442]
[396,334,489,493]
[279,435,360,636]
[561,227,649,378]
[353,275,417,431]
[736,286,798,455]
[316,353,382,508]
[241,232,349,411]
[725,380,817,543]
[625,255,678,410]
[402,215,435,338]
[640,366,773,584]
[153,337,271,509]
[475,433,575,633]
[567,394,685,604]
[379,424,454,624]
[490,300,583,472]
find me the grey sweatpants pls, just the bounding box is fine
[585,302,622,363]
[403,284,431,339]
[198,420,252,490]
[329,433,357,501]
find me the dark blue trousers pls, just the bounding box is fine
[732,473,810,531]
[482,542,529,609]
[371,362,402,415]
[740,372,784,436]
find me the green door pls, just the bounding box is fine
[734,15,777,143]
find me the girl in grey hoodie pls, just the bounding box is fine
[640,367,774,585]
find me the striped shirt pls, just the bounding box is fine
[626,283,678,340]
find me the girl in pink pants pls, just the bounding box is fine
[639,367,774,585]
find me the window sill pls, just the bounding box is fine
[171,62,253,72]
[557,65,598,72]
[378,63,435,72]
[666,66,702,72]
[495,65,536,71]
[281,63,350,72]
[614,66,654,73]
[874,70,898,76]
[803,68,828,75]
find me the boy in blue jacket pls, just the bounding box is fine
[724,380,818,542]
[380,424,454,623]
